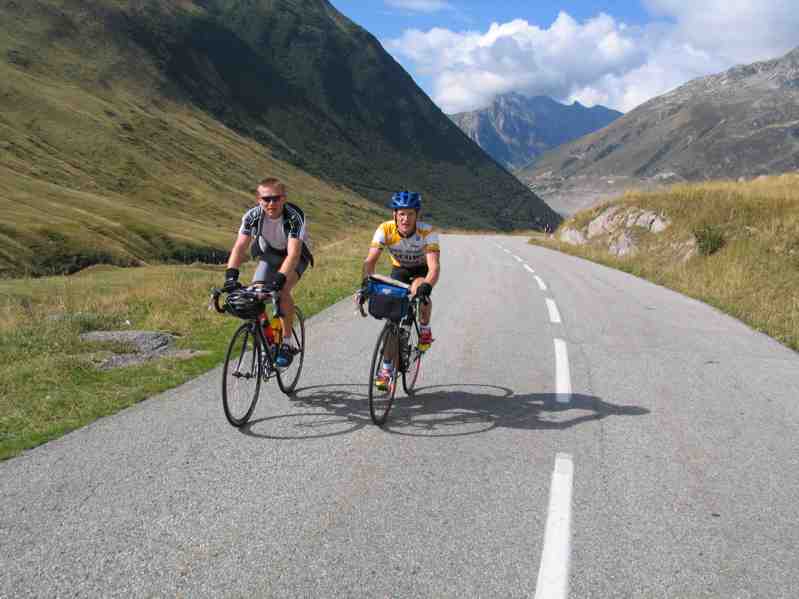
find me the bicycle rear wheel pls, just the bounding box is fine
[277,306,306,395]
[402,321,422,395]
[368,324,399,426]
[222,322,262,427]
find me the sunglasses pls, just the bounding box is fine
[258,195,284,204]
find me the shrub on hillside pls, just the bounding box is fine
[693,224,725,256]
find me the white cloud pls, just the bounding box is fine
[644,0,799,63]
[385,2,799,113]
[385,0,453,13]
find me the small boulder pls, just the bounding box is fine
[80,330,175,353]
[77,330,203,369]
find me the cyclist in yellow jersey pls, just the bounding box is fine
[362,191,440,389]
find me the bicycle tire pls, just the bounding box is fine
[402,319,422,395]
[276,306,306,395]
[222,322,262,427]
[368,323,399,426]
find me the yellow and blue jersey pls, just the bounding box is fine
[370,221,440,268]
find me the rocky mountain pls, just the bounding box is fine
[522,47,799,186]
[449,93,621,170]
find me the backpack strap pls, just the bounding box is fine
[249,206,265,259]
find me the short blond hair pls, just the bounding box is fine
[257,177,286,195]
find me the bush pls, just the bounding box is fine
[693,224,725,256]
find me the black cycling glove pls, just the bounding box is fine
[266,272,287,292]
[416,282,433,299]
[222,268,242,292]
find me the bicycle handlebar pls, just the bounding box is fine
[356,291,368,318]
[210,288,226,314]
[210,286,282,317]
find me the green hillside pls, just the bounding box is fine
[0,0,560,278]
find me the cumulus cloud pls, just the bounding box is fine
[385,1,799,113]
[385,0,453,13]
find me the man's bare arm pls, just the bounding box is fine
[424,251,440,287]
[363,247,382,277]
[227,234,251,269]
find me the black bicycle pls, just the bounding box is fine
[358,274,428,426]
[211,286,305,427]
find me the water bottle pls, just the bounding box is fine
[270,316,282,345]
[260,313,274,344]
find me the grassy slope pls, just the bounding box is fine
[532,175,799,351]
[0,0,386,277]
[0,68,384,273]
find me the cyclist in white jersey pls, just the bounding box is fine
[222,177,313,367]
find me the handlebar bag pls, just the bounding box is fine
[367,280,409,322]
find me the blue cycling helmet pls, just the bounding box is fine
[390,191,421,210]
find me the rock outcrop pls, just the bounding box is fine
[559,206,671,257]
[80,330,205,369]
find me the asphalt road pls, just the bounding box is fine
[2,235,799,598]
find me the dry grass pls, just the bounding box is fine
[531,174,799,351]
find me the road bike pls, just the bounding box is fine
[211,286,305,427]
[358,274,428,426]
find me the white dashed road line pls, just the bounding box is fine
[554,338,572,403]
[513,255,524,263]
[524,264,535,274]
[504,249,512,254]
[535,276,548,291]
[546,299,562,324]
[534,453,574,599]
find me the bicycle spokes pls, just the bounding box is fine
[222,323,262,427]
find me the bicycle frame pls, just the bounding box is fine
[363,284,428,425]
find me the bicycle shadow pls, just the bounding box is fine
[381,383,649,437]
[238,384,372,440]
[240,382,648,440]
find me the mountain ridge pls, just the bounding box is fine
[449,93,622,170]
[522,46,799,185]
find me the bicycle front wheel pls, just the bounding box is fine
[277,306,306,395]
[402,321,422,395]
[368,324,399,426]
[222,322,262,427]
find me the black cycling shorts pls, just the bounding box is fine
[391,264,428,285]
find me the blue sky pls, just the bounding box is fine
[331,1,653,39]
[329,1,799,114]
